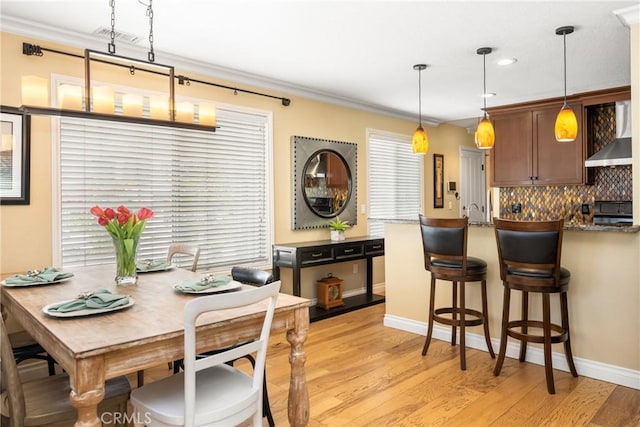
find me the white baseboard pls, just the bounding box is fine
[384,313,640,390]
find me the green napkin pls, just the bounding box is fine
[47,289,130,313]
[136,259,171,272]
[174,275,232,292]
[5,267,74,285]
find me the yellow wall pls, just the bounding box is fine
[0,32,475,299]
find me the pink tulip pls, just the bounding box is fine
[117,213,130,226]
[104,208,116,219]
[117,205,130,215]
[98,216,109,226]
[90,205,104,217]
[137,207,154,220]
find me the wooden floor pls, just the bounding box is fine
[138,304,640,426]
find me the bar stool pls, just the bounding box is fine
[493,218,578,394]
[418,215,495,370]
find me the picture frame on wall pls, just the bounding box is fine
[1,107,31,205]
[433,153,444,209]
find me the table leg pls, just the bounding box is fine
[286,306,309,426]
[69,358,105,427]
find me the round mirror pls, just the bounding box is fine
[302,150,351,218]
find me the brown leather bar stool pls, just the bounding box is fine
[419,215,495,370]
[493,218,578,394]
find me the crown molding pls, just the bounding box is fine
[614,4,640,26]
[1,15,443,127]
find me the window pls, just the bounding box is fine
[55,106,272,272]
[367,129,422,236]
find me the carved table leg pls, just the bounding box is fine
[287,307,309,426]
[69,358,105,427]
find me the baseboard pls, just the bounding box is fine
[383,313,640,390]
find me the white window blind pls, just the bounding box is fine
[58,108,271,271]
[367,129,422,237]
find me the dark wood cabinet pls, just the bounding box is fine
[489,101,583,187]
[272,236,385,322]
[326,153,349,187]
[490,111,534,186]
[533,103,584,185]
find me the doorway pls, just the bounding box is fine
[459,146,486,222]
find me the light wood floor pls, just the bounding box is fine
[137,304,640,426]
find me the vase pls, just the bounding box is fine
[112,235,139,286]
[330,230,345,241]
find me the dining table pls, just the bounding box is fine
[0,264,311,427]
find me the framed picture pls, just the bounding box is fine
[433,153,444,209]
[1,107,31,205]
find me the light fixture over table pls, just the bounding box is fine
[475,47,495,150]
[554,25,578,142]
[17,0,290,131]
[412,64,429,154]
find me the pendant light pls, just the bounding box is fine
[412,64,429,154]
[555,26,578,142]
[475,47,495,149]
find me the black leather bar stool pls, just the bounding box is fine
[419,215,495,370]
[493,218,578,394]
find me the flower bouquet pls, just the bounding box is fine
[90,205,154,285]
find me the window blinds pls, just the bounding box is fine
[59,108,271,271]
[367,130,422,237]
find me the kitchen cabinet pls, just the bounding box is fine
[489,101,583,187]
[326,152,349,187]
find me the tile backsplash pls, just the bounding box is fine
[499,104,632,223]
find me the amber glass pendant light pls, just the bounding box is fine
[555,26,578,142]
[475,47,495,149]
[412,64,429,154]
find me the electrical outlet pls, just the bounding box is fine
[511,203,522,213]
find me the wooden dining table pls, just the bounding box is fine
[1,264,311,426]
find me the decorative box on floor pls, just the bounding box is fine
[316,274,344,309]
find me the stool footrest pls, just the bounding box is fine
[506,320,569,344]
[433,307,484,327]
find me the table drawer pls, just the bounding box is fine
[300,248,334,265]
[365,241,384,256]
[335,243,364,259]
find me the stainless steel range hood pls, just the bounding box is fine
[585,100,632,167]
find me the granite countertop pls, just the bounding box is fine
[373,218,640,233]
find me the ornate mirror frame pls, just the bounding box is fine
[292,135,357,230]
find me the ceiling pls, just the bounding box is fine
[1,1,637,129]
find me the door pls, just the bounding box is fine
[459,146,486,222]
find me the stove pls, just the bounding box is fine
[593,201,633,226]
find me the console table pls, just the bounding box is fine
[272,236,385,322]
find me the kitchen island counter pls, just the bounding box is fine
[374,218,640,233]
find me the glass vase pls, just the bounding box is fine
[112,235,139,286]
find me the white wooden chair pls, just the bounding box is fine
[137,243,202,387]
[0,315,131,426]
[130,281,281,427]
[167,244,201,272]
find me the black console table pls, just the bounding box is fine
[272,236,385,322]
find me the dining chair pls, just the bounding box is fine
[493,218,578,394]
[0,315,131,427]
[172,266,276,427]
[418,215,495,370]
[136,243,202,387]
[131,281,281,427]
[167,243,201,272]
[9,330,57,376]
